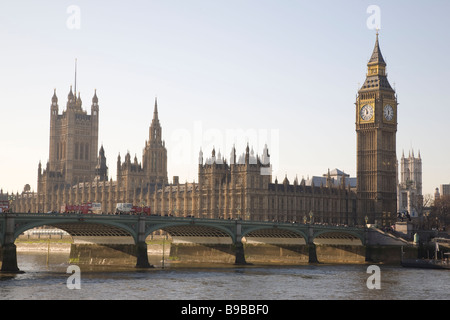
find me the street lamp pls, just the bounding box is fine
[365,215,369,227]
[309,210,314,224]
[140,201,145,215]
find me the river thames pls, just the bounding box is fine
[0,251,448,301]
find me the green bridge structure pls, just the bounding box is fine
[0,213,409,272]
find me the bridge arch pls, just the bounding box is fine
[143,220,244,265]
[312,229,364,245]
[12,216,138,244]
[145,221,236,244]
[241,225,308,244]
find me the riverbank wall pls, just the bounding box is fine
[168,243,408,265]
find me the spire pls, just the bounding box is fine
[68,85,74,99]
[153,97,159,120]
[151,97,160,128]
[149,97,162,143]
[52,88,58,102]
[230,144,236,165]
[76,91,82,106]
[359,31,393,92]
[198,148,203,165]
[368,31,386,66]
[245,143,250,164]
[92,89,98,104]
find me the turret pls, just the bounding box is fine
[198,148,203,165]
[95,145,108,182]
[67,85,75,108]
[117,153,121,173]
[51,89,58,114]
[230,145,236,165]
[91,89,99,114]
[245,143,250,164]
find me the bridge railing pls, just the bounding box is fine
[1,212,364,232]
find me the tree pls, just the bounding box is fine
[428,195,450,231]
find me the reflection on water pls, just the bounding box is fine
[0,252,449,300]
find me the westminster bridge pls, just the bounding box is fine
[0,213,408,272]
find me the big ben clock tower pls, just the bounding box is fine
[356,32,397,226]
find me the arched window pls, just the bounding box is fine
[79,143,84,160]
[75,143,79,160]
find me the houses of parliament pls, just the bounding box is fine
[12,34,398,227]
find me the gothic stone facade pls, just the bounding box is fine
[13,92,358,225]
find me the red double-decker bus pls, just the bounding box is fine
[115,203,151,215]
[60,202,102,214]
[0,200,10,213]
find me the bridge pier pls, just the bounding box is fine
[234,221,248,265]
[1,243,20,273]
[1,214,21,273]
[135,216,152,268]
[234,241,247,265]
[136,242,152,268]
[308,244,318,263]
[308,224,318,263]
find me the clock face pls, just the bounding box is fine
[384,104,394,121]
[360,104,374,121]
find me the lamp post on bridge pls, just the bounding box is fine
[364,215,371,261]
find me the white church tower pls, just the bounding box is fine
[397,149,423,218]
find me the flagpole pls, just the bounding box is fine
[74,58,77,101]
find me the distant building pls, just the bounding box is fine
[440,184,450,197]
[397,150,422,218]
[305,169,356,189]
[434,188,440,201]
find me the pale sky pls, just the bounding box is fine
[1,0,449,196]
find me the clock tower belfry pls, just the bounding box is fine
[356,32,397,226]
